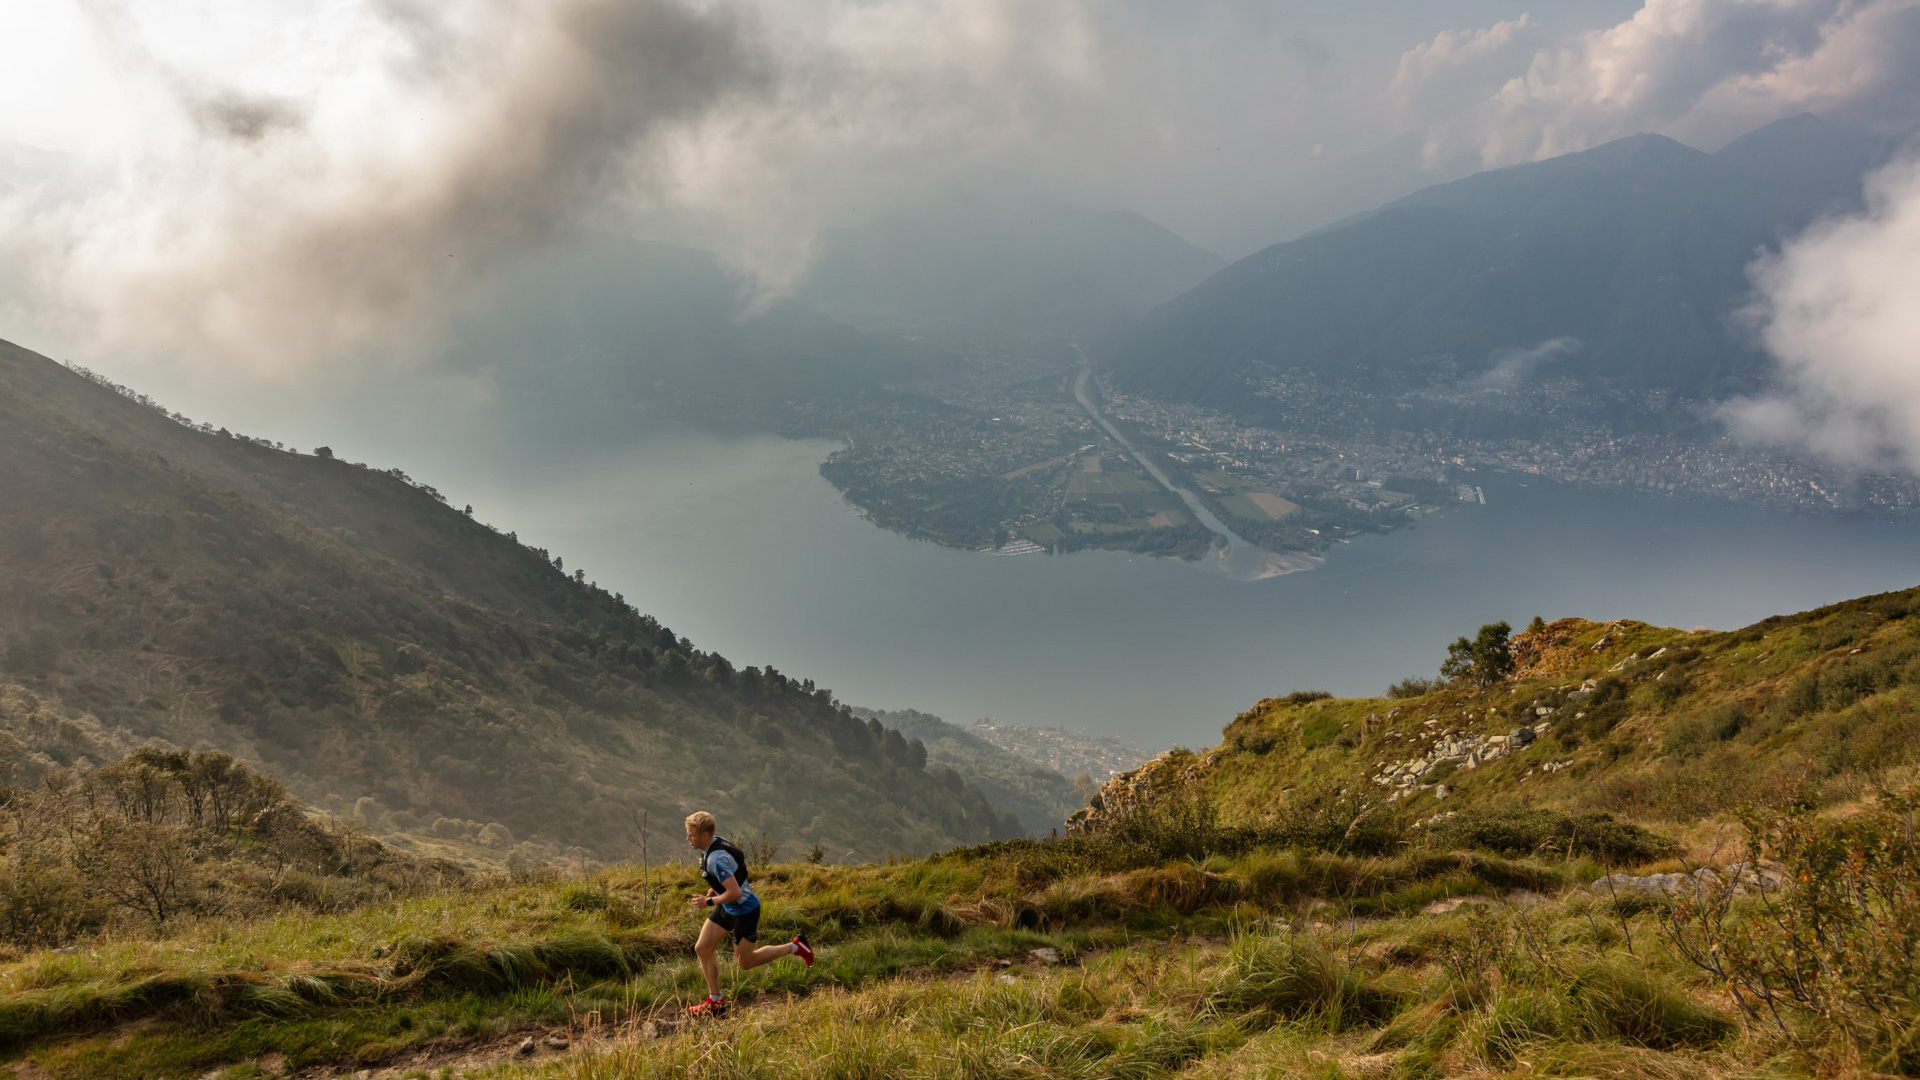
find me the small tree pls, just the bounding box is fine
[75,818,198,926]
[1441,621,1514,688]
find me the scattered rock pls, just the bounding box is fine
[1029,947,1063,966]
[544,1033,570,1050]
[516,1037,536,1056]
[1371,725,1541,789]
[1421,895,1495,915]
[1591,862,1786,897]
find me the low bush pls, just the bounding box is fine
[1664,788,1920,1074]
[1420,808,1677,865]
[1386,676,1440,699]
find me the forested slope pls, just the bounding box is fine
[0,338,1018,863]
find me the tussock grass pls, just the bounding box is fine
[1207,931,1401,1032]
[0,841,1792,1079]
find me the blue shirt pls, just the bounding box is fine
[706,849,759,916]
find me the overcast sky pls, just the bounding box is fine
[2,0,1917,466]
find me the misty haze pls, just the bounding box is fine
[4,1,1920,1076]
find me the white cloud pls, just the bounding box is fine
[1722,151,1920,470]
[1389,15,1544,169]
[0,0,1104,377]
[1397,0,1920,168]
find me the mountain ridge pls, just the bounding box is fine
[0,337,1019,863]
[1104,114,1892,422]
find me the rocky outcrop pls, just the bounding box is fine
[1371,722,1545,800]
[1591,862,1785,897]
[1065,748,1210,834]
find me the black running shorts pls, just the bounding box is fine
[708,904,761,942]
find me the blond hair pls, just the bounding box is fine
[684,811,716,835]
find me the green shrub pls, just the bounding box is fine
[1420,809,1677,865]
[1386,676,1440,699]
[1229,728,1279,755]
[1664,789,1920,1074]
[0,859,104,949]
[1264,786,1408,857]
[1662,702,1749,757]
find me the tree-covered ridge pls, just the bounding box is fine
[0,338,1018,864]
[855,707,1085,834]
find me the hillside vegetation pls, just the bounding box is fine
[0,338,1017,863]
[1089,586,1920,841]
[6,588,1920,1078]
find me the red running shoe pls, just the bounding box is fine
[687,995,728,1017]
[791,934,815,967]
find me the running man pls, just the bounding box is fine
[684,811,813,1016]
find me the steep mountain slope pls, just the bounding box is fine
[0,338,1018,862]
[12,587,1920,1079]
[1081,585,1920,836]
[1107,115,1887,420]
[801,187,1222,346]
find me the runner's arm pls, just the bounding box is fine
[709,874,744,908]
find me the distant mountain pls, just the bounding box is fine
[800,188,1222,347]
[0,338,1018,862]
[444,237,929,441]
[854,707,1085,834]
[1106,115,1888,421]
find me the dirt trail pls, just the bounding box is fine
[284,946,1099,1080]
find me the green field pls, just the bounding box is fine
[1221,492,1300,523]
[1023,523,1068,545]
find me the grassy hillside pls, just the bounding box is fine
[8,590,1920,1077]
[0,338,1017,862]
[5,783,1913,1078]
[1084,587,1920,844]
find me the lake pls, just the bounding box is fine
[452,430,1920,752]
